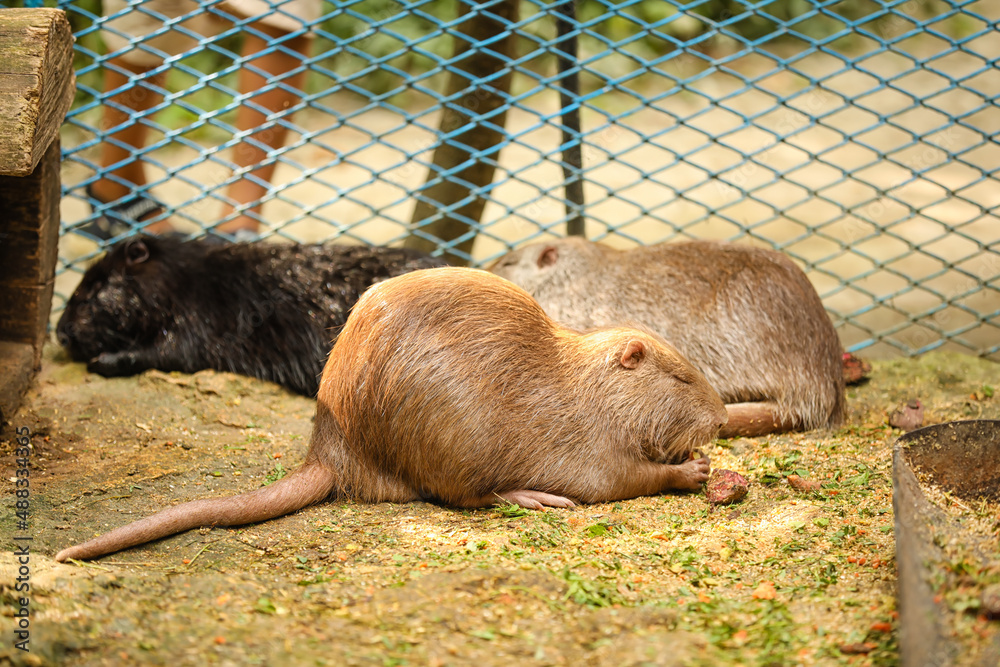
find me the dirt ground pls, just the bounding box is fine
[1,347,998,665]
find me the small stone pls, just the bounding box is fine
[839,642,877,655]
[706,469,749,506]
[195,372,228,396]
[981,584,1000,619]
[787,475,821,492]
[889,399,924,431]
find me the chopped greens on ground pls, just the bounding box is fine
[1,348,997,665]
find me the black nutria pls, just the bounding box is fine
[55,268,727,562]
[490,237,846,437]
[56,236,447,396]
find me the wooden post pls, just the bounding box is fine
[554,0,585,236]
[404,0,518,266]
[0,8,75,424]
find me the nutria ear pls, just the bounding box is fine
[125,239,150,266]
[620,340,645,369]
[538,246,558,268]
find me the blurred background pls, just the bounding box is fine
[11,0,1000,360]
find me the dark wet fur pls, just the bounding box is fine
[57,237,447,396]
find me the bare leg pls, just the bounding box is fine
[720,402,795,438]
[216,25,309,234]
[91,57,173,234]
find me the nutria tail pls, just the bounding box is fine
[54,461,336,562]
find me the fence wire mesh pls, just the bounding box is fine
[18,0,1000,359]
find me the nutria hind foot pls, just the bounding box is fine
[496,489,577,510]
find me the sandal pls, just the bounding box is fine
[202,229,260,244]
[79,185,166,240]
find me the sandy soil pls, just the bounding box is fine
[1,347,998,665]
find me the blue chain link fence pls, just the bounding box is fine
[13,0,1000,359]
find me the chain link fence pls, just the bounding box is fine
[17,0,1000,359]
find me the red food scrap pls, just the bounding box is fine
[706,469,749,506]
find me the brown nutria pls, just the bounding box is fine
[55,268,727,562]
[489,237,846,437]
[56,236,447,396]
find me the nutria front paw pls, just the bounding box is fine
[676,456,711,490]
[88,351,140,376]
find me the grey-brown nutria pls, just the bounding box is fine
[56,236,447,396]
[490,237,845,437]
[55,267,727,562]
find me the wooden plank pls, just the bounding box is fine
[404,0,518,265]
[1,284,55,355]
[0,340,36,426]
[0,8,75,177]
[0,139,61,362]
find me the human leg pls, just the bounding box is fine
[84,58,175,236]
[216,24,310,234]
[91,59,163,198]
[88,0,217,237]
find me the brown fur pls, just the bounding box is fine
[489,238,846,435]
[55,268,726,562]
